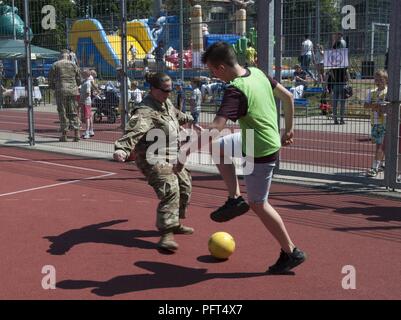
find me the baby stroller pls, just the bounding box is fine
[319,90,332,118]
[320,73,333,119]
[93,82,120,123]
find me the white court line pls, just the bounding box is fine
[0,114,58,121]
[0,120,59,129]
[0,154,116,197]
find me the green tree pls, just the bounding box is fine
[1,0,76,50]
[283,0,341,54]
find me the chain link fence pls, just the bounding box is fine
[0,0,399,189]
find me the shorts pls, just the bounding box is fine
[191,111,200,124]
[371,124,386,145]
[81,104,92,120]
[219,132,275,203]
[243,161,275,203]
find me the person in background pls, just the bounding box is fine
[289,64,307,99]
[68,47,79,66]
[79,69,95,139]
[175,82,186,113]
[131,80,143,106]
[330,32,348,125]
[129,45,137,68]
[364,70,388,177]
[300,35,315,80]
[314,44,325,84]
[245,42,257,67]
[116,66,131,128]
[152,41,165,72]
[48,50,81,142]
[190,77,202,131]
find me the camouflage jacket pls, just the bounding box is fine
[115,94,194,165]
[48,59,80,95]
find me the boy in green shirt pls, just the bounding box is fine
[175,42,306,274]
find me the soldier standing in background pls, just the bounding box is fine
[48,50,81,141]
[113,72,196,252]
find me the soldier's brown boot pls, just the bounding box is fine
[59,131,67,142]
[173,224,194,235]
[73,129,80,142]
[158,231,179,251]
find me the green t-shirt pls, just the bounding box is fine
[230,67,281,158]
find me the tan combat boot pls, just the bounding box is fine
[73,129,80,142]
[59,131,67,142]
[158,231,179,251]
[173,224,194,235]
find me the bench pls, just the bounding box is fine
[294,98,310,117]
[286,86,324,117]
[303,87,324,94]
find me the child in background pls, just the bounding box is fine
[175,82,186,112]
[131,81,143,105]
[364,70,389,177]
[80,69,94,139]
[190,78,202,130]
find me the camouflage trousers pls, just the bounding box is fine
[56,94,80,132]
[138,161,192,232]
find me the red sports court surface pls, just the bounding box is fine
[0,146,400,300]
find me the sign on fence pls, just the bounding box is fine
[324,48,349,69]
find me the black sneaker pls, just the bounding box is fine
[267,248,307,274]
[210,196,250,222]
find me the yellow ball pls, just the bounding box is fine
[208,232,236,259]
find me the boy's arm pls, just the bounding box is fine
[273,83,295,146]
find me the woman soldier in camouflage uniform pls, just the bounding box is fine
[113,73,196,251]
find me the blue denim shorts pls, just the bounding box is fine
[371,124,386,145]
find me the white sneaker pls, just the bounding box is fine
[397,175,401,183]
[89,130,95,137]
[83,132,90,139]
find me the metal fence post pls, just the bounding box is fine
[257,0,270,75]
[274,0,282,83]
[385,0,401,188]
[24,0,35,146]
[120,0,129,129]
[179,0,184,82]
[274,0,282,171]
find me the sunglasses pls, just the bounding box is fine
[159,77,171,82]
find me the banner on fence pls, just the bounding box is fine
[324,48,349,69]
